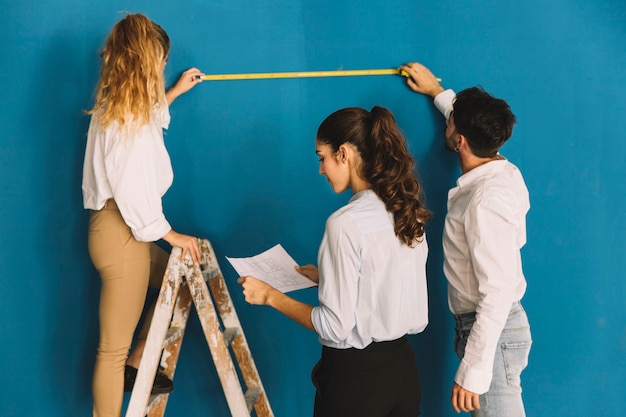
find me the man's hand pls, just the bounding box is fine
[451,382,481,413]
[400,62,445,98]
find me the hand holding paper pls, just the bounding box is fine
[294,264,319,283]
[226,244,318,293]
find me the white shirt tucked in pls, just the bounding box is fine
[436,89,530,393]
[311,189,429,349]
[82,104,173,242]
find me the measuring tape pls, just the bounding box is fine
[199,68,441,82]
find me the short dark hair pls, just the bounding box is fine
[452,87,516,158]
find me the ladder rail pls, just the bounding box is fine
[187,261,251,415]
[206,270,273,416]
[126,248,190,416]
[125,239,274,417]
[146,280,194,416]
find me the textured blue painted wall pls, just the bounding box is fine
[0,0,624,415]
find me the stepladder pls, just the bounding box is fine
[125,239,274,417]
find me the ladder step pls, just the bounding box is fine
[222,327,239,346]
[144,393,161,414]
[201,267,220,280]
[244,386,261,412]
[163,326,184,349]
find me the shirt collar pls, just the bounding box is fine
[349,188,375,203]
[457,159,508,188]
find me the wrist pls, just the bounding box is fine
[165,87,181,104]
[429,85,445,98]
[265,287,282,307]
[162,229,176,243]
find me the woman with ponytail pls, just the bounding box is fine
[82,13,204,417]
[238,106,431,416]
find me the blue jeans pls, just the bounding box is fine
[454,302,532,417]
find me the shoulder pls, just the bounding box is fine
[486,161,527,196]
[471,162,529,217]
[154,101,171,128]
[326,191,391,238]
[325,203,357,233]
[324,195,369,236]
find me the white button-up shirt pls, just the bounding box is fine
[82,104,173,242]
[311,190,429,349]
[435,90,530,393]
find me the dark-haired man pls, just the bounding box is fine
[401,62,532,416]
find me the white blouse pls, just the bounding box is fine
[311,190,429,349]
[82,104,173,242]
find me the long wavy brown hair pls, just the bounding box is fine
[316,106,431,246]
[87,13,170,130]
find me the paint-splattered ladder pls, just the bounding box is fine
[125,239,274,417]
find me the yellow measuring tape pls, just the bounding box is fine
[200,68,441,82]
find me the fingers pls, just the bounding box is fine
[237,276,275,305]
[294,265,307,275]
[451,394,460,413]
[401,62,444,97]
[183,67,204,84]
[451,384,461,413]
[471,393,481,410]
[189,238,201,264]
[174,67,205,94]
[294,264,319,283]
[178,237,201,264]
[237,276,259,304]
[451,383,480,413]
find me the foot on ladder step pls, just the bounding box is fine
[124,365,174,395]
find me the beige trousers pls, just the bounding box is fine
[88,200,169,417]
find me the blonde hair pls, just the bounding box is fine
[88,13,170,130]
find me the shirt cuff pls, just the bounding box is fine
[434,89,456,119]
[131,218,172,242]
[454,358,493,394]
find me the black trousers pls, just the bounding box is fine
[311,336,421,417]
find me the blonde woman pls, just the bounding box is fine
[82,13,203,417]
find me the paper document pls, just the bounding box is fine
[226,244,317,293]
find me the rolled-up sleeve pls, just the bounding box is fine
[105,134,171,241]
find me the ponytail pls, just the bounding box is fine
[316,106,431,246]
[367,107,431,245]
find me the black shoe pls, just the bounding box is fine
[124,365,174,394]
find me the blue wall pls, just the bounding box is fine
[1,1,624,416]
